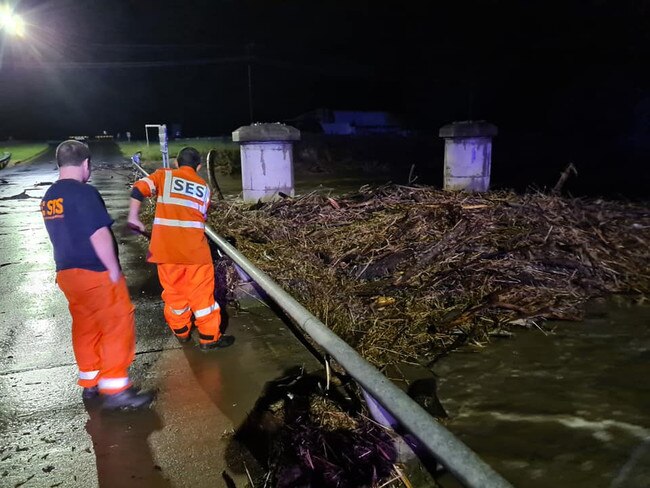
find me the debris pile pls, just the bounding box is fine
[208,184,650,367]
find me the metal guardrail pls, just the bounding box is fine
[131,161,514,488]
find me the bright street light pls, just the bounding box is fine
[0,4,25,37]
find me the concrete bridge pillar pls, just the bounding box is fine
[232,123,301,202]
[439,120,498,192]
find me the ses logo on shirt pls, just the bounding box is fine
[171,177,207,199]
[41,198,64,220]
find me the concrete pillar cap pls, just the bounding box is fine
[232,123,301,143]
[439,120,498,138]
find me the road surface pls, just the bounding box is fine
[0,142,322,488]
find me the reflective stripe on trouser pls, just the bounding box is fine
[79,370,99,384]
[157,263,221,343]
[56,269,135,394]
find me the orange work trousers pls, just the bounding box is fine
[57,269,136,395]
[157,263,221,344]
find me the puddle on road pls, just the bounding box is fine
[432,298,650,488]
[0,190,39,200]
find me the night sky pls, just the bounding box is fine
[1,0,649,157]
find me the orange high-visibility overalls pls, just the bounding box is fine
[133,166,221,345]
[57,271,136,394]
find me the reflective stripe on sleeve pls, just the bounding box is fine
[153,218,205,229]
[194,302,220,318]
[142,177,156,194]
[98,377,130,390]
[78,370,99,380]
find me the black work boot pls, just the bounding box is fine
[199,335,235,352]
[82,386,99,400]
[172,324,192,344]
[175,334,192,344]
[102,388,153,410]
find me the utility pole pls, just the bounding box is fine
[247,42,254,123]
[468,87,474,120]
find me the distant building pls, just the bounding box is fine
[288,109,405,136]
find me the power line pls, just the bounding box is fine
[10,56,250,69]
[8,55,374,78]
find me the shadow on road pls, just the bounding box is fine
[84,400,173,488]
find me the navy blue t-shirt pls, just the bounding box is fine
[41,179,115,272]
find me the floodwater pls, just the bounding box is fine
[433,299,650,488]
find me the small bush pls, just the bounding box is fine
[213,147,241,175]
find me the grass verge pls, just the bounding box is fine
[1,142,49,168]
[118,138,236,162]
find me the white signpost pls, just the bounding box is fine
[145,123,169,168]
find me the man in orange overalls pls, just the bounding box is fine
[42,140,152,410]
[128,147,234,351]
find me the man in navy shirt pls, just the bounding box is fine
[42,140,151,410]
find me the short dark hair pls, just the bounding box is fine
[176,146,201,169]
[56,140,91,167]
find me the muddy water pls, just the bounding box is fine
[433,299,650,488]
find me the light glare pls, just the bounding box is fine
[0,4,25,37]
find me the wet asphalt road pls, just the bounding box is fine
[0,142,322,487]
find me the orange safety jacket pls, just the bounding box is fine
[133,166,212,264]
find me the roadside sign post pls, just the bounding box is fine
[159,124,169,168]
[145,123,169,168]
